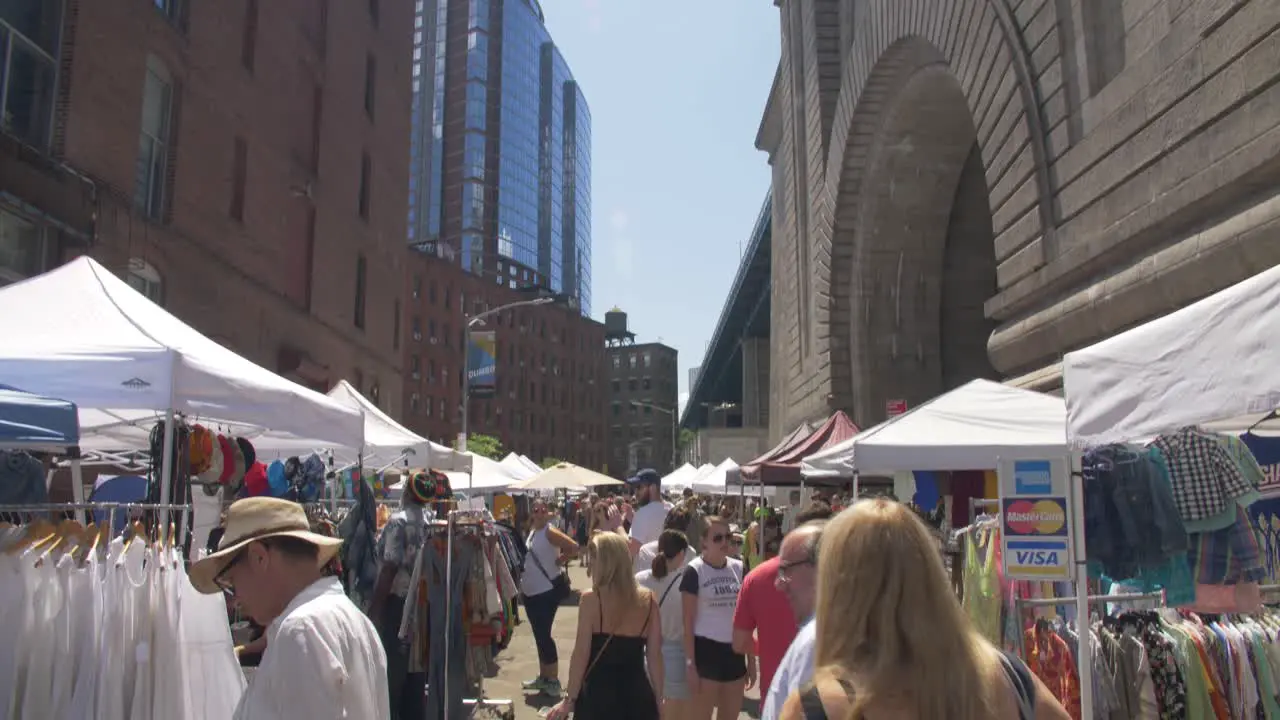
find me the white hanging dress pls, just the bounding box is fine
[68,547,104,719]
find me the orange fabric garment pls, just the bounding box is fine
[1023,628,1082,719]
[1185,628,1231,719]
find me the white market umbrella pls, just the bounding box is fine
[512,462,623,491]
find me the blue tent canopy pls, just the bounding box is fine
[0,384,80,450]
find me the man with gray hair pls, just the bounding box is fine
[733,503,832,706]
[761,514,829,720]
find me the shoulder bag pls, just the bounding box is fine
[527,542,571,602]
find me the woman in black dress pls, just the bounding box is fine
[545,532,662,720]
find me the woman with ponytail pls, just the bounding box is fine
[636,529,692,720]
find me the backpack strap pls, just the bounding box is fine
[997,650,1036,720]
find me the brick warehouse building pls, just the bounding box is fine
[401,252,609,471]
[1,0,410,414]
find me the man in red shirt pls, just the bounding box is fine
[731,502,833,695]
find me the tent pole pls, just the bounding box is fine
[158,409,176,528]
[1070,460,1094,720]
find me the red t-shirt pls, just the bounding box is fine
[731,556,797,694]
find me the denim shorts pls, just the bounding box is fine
[662,640,690,700]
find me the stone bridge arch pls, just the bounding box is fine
[814,0,1060,427]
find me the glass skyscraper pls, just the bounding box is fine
[408,0,591,315]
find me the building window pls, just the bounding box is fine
[410,355,420,379]
[229,136,247,221]
[412,275,422,299]
[126,258,164,305]
[358,151,371,219]
[392,299,401,350]
[364,54,377,119]
[412,316,421,341]
[629,355,637,370]
[135,57,174,220]
[410,392,419,413]
[0,210,45,286]
[353,254,367,329]
[369,0,379,24]
[0,5,60,150]
[241,0,259,71]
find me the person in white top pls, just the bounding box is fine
[680,515,751,720]
[190,497,390,720]
[636,529,693,719]
[627,468,672,572]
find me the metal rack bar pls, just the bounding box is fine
[1017,590,1164,609]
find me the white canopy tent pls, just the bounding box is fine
[1061,265,1280,720]
[1064,263,1280,446]
[801,379,1069,476]
[691,458,739,494]
[498,452,538,481]
[453,453,527,493]
[0,257,365,504]
[518,455,542,474]
[0,257,364,452]
[327,380,454,468]
[662,463,698,490]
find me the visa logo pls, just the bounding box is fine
[1015,550,1061,565]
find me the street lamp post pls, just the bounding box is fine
[631,401,678,473]
[460,297,554,462]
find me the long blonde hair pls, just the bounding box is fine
[815,499,998,720]
[590,532,641,607]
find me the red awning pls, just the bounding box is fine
[740,411,859,487]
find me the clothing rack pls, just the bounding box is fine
[0,501,191,529]
[444,508,512,720]
[1016,590,1165,609]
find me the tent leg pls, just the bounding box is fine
[1070,462,1094,720]
[158,409,176,528]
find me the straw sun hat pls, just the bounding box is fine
[189,497,343,594]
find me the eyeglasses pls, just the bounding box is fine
[709,533,727,544]
[214,548,249,597]
[777,558,813,582]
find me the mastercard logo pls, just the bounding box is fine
[1005,499,1067,535]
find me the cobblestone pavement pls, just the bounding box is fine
[485,563,761,720]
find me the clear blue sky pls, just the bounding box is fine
[541,1,781,414]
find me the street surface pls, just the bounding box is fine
[486,563,762,719]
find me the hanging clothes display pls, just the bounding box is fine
[962,523,1004,646]
[0,515,246,719]
[395,513,521,720]
[1082,429,1269,611]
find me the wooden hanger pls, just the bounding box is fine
[5,518,55,555]
[37,519,85,564]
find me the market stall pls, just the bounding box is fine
[0,257,365,506]
[1058,263,1280,719]
[0,384,81,506]
[327,379,458,470]
[801,379,1068,476]
[740,411,859,486]
[498,452,538,482]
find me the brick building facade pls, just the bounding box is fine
[761,0,1280,442]
[2,0,410,416]
[605,342,679,476]
[401,252,609,471]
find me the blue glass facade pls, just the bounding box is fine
[408,0,591,316]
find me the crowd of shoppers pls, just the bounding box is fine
[201,467,1072,720]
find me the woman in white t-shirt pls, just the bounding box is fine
[636,529,692,720]
[679,516,752,720]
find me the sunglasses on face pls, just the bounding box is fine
[777,558,813,582]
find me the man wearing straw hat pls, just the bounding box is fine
[190,497,390,718]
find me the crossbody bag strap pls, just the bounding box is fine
[528,530,561,585]
[658,573,680,608]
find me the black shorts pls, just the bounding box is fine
[693,635,746,683]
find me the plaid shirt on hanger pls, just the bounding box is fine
[1149,427,1255,522]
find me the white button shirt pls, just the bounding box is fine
[233,577,390,720]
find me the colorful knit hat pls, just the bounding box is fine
[407,470,434,504]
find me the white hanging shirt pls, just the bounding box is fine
[233,577,389,720]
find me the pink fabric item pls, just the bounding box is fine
[1184,582,1262,613]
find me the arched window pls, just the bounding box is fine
[126,258,164,304]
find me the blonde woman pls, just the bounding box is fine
[546,532,662,720]
[681,516,752,720]
[780,499,1070,720]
